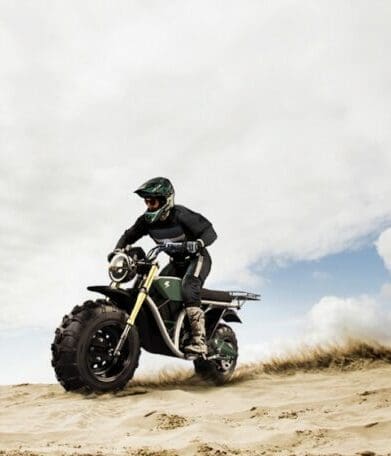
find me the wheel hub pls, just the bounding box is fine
[87,324,130,380]
[210,338,236,372]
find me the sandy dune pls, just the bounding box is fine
[1,344,391,456]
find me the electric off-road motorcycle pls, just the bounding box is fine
[51,243,260,392]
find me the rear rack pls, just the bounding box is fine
[229,291,261,302]
[201,289,261,309]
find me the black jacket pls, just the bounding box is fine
[115,205,217,259]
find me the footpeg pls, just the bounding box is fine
[184,352,207,361]
[185,353,198,361]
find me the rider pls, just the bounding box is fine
[109,177,217,356]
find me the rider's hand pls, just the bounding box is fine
[163,242,185,254]
[163,240,203,255]
[185,240,203,254]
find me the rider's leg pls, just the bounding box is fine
[181,250,212,355]
[184,303,207,355]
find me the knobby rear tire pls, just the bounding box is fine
[51,300,140,393]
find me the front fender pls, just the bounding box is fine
[87,286,136,313]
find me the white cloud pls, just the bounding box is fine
[380,282,391,300]
[376,228,391,273]
[305,295,391,345]
[238,294,391,366]
[2,2,391,332]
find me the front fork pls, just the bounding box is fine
[113,263,159,359]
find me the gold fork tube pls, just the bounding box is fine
[127,264,159,325]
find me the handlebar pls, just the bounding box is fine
[146,242,185,261]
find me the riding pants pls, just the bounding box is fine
[159,249,212,308]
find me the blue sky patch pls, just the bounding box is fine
[261,245,388,312]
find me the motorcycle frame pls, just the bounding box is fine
[88,278,242,360]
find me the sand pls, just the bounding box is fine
[1,347,391,456]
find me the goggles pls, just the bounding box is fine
[144,197,160,208]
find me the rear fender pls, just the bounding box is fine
[222,309,242,323]
[87,286,136,314]
[205,308,242,339]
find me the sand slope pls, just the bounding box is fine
[1,350,391,456]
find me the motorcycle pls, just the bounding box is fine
[51,243,260,392]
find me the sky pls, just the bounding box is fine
[1,1,391,384]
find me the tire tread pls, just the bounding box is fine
[51,300,140,392]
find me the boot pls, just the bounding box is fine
[184,306,207,355]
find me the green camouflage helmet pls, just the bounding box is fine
[134,177,175,224]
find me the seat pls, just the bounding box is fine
[201,288,233,303]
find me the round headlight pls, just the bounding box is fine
[108,253,136,283]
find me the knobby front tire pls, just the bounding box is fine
[51,300,140,393]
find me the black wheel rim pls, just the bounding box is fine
[87,323,131,382]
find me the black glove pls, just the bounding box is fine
[107,249,122,262]
[163,240,203,255]
[185,240,202,254]
[163,242,185,254]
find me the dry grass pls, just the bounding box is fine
[262,339,391,373]
[231,339,391,383]
[126,340,391,388]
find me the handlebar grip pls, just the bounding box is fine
[162,241,186,253]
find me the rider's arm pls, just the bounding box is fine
[115,215,148,249]
[197,223,217,247]
[176,205,217,247]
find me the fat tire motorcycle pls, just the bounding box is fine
[51,243,260,392]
